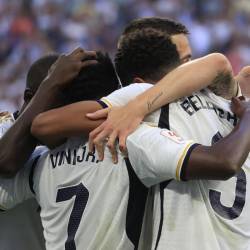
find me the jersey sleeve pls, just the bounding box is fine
[0,147,46,211]
[100,83,153,107]
[0,163,33,211]
[126,123,198,187]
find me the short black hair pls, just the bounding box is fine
[26,54,59,93]
[115,17,188,85]
[62,51,119,105]
[121,17,189,38]
[115,27,181,85]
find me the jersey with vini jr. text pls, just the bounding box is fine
[0,122,196,250]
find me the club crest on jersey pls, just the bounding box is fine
[160,130,185,144]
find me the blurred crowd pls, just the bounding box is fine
[1,0,250,112]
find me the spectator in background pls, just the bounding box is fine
[1,0,250,111]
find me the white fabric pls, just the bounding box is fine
[127,123,194,185]
[0,128,194,250]
[152,89,250,250]
[0,115,46,250]
[103,85,250,250]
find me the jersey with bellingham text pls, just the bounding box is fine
[101,83,250,250]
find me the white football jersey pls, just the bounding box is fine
[0,113,46,250]
[101,84,250,250]
[0,125,195,250]
[151,90,250,250]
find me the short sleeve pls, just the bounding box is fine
[100,83,153,107]
[126,123,197,187]
[0,147,47,211]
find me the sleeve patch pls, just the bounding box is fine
[160,130,185,144]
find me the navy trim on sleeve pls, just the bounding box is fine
[13,110,19,120]
[29,155,41,194]
[96,100,108,108]
[180,143,200,181]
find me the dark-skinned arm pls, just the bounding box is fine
[126,97,250,182]
[0,48,97,177]
[31,101,103,148]
[31,53,234,151]
[184,97,249,180]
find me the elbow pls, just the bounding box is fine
[218,157,240,180]
[209,53,232,74]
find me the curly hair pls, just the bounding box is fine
[115,27,181,85]
[62,51,119,104]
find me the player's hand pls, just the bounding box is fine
[46,47,97,89]
[235,66,250,97]
[87,102,145,163]
[231,96,249,118]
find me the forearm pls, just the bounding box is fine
[186,114,250,180]
[0,80,60,176]
[130,53,234,116]
[31,101,103,148]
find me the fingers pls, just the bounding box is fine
[88,123,106,153]
[86,108,110,120]
[239,96,246,101]
[68,47,97,61]
[67,47,84,57]
[81,50,97,61]
[119,133,127,155]
[92,129,111,161]
[81,59,98,68]
[231,97,243,117]
[231,96,240,109]
[107,131,118,164]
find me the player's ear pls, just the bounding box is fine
[133,77,145,83]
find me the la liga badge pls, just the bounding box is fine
[160,130,185,144]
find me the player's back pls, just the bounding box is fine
[152,89,250,250]
[33,137,148,250]
[0,112,45,250]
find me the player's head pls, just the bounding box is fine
[20,54,59,113]
[62,51,119,105]
[115,17,191,85]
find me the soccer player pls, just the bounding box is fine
[2,54,250,250]
[30,19,250,249]
[0,48,97,250]
[0,54,58,250]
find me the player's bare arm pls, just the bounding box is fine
[31,53,231,154]
[31,101,103,148]
[0,48,97,177]
[88,53,235,162]
[184,97,250,180]
[127,97,250,181]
